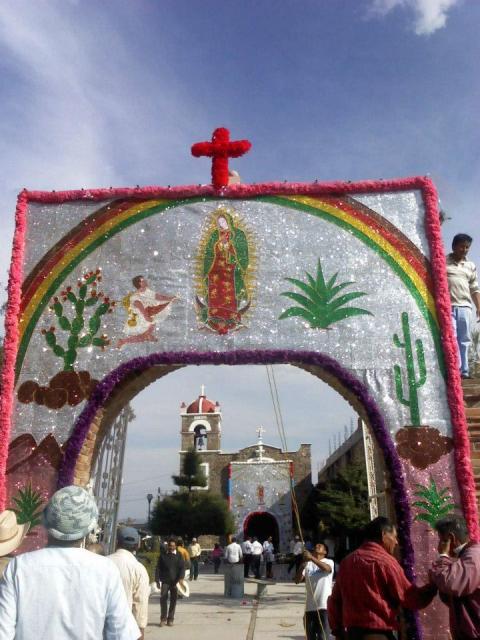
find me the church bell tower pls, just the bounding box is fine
[179,386,222,452]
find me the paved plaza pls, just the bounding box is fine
[144,572,306,640]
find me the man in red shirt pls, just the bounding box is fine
[327,517,436,639]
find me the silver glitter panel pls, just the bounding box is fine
[14,193,453,446]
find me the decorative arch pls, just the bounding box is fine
[1,176,476,640]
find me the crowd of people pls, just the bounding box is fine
[0,487,283,636]
[236,535,275,579]
[0,487,212,636]
[0,490,479,639]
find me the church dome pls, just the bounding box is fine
[186,387,218,414]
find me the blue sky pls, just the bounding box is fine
[0,0,479,519]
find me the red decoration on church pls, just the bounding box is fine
[191,128,252,189]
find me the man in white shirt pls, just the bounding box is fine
[224,536,243,564]
[251,537,263,579]
[0,485,140,640]
[223,536,243,598]
[446,233,480,378]
[109,527,150,638]
[296,542,334,640]
[241,536,253,577]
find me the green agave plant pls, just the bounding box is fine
[279,259,373,329]
[413,476,457,528]
[12,485,44,528]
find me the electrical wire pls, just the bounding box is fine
[265,364,328,640]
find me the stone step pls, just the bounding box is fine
[463,390,480,406]
[461,377,480,388]
[465,408,480,423]
[463,383,480,516]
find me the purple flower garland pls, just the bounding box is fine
[59,349,418,633]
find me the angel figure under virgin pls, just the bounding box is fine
[117,275,177,348]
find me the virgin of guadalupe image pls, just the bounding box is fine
[196,209,252,334]
[117,275,177,348]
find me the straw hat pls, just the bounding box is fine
[176,579,190,598]
[0,510,29,556]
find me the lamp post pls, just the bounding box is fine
[146,493,153,528]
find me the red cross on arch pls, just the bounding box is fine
[191,127,252,189]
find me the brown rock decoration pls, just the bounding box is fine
[7,434,64,475]
[395,426,454,470]
[6,434,37,472]
[16,380,39,404]
[34,387,46,406]
[44,388,68,410]
[17,371,98,410]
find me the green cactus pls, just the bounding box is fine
[11,484,44,529]
[43,269,115,371]
[413,476,457,528]
[393,312,427,426]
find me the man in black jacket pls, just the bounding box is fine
[155,539,185,627]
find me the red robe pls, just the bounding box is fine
[207,230,239,325]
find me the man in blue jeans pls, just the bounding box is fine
[446,234,480,379]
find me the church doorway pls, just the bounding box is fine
[243,511,279,548]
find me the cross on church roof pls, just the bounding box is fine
[256,426,266,442]
[191,127,252,190]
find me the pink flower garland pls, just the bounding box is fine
[22,176,431,203]
[421,180,479,540]
[0,191,28,509]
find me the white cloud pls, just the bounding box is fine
[369,0,461,35]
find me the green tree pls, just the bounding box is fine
[302,463,370,540]
[172,448,207,492]
[150,491,234,539]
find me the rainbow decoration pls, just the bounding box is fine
[17,193,441,377]
[18,197,192,376]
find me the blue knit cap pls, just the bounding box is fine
[43,486,98,541]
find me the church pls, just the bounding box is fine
[179,387,312,552]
